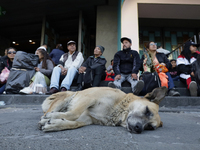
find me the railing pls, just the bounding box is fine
[167,33,200,59]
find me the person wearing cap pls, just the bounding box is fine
[74,45,107,91]
[108,37,144,95]
[177,41,200,96]
[19,47,55,94]
[49,44,65,65]
[47,40,84,94]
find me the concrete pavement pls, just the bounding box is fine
[0,105,200,150]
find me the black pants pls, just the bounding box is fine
[77,66,106,87]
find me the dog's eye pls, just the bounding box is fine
[145,106,152,117]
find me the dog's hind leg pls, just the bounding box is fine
[40,111,93,132]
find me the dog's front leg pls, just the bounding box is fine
[42,111,80,121]
[40,111,93,132]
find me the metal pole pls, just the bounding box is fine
[78,11,82,52]
[40,16,46,46]
[194,35,197,44]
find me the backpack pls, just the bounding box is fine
[139,71,161,94]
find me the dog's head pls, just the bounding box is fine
[126,86,167,134]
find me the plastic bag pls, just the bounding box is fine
[155,64,168,73]
[0,67,10,83]
[30,72,47,94]
[6,68,35,94]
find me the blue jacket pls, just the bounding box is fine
[113,48,141,75]
[49,49,65,65]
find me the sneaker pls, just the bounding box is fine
[108,82,116,88]
[168,88,180,96]
[133,80,144,95]
[189,81,197,96]
[19,87,33,94]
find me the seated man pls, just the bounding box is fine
[108,37,144,95]
[75,46,107,90]
[47,40,84,94]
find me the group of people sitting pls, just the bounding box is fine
[0,37,200,96]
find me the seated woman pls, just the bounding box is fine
[0,47,16,94]
[177,41,200,96]
[20,47,55,94]
[141,41,180,96]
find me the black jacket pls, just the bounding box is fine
[140,52,172,72]
[0,56,13,73]
[82,55,107,70]
[113,48,141,75]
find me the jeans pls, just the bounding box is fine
[172,76,180,81]
[113,73,138,90]
[165,72,175,90]
[0,84,6,94]
[50,66,78,90]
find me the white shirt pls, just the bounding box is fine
[59,51,84,70]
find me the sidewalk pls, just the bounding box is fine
[0,94,200,108]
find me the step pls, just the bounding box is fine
[0,94,199,108]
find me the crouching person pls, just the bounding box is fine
[108,37,144,95]
[47,40,84,94]
[74,46,106,91]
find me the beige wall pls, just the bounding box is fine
[121,0,200,52]
[96,5,118,68]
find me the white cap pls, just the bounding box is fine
[37,46,46,51]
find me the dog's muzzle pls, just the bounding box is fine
[128,122,143,134]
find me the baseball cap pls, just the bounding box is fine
[120,37,132,44]
[184,41,200,48]
[67,40,76,45]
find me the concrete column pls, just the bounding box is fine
[121,0,139,51]
[96,5,118,68]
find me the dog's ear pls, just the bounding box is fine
[144,86,168,105]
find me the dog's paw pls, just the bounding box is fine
[38,118,49,130]
[41,119,60,132]
[42,112,62,120]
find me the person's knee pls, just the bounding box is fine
[94,66,104,74]
[53,66,61,71]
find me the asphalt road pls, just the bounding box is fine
[0,105,200,150]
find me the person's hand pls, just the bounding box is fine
[79,66,86,74]
[61,68,68,75]
[114,74,121,80]
[191,72,195,77]
[34,67,40,72]
[160,63,166,66]
[143,57,147,64]
[131,73,137,79]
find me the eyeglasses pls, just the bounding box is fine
[7,51,16,54]
[149,43,157,46]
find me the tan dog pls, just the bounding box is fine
[38,86,167,133]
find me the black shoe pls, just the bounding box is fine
[60,87,67,92]
[168,88,180,96]
[46,87,59,95]
[73,84,83,91]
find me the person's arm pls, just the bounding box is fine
[113,53,121,75]
[90,58,107,70]
[57,54,65,67]
[163,54,172,69]
[71,52,84,69]
[39,60,54,77]
[132,51,141,74]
